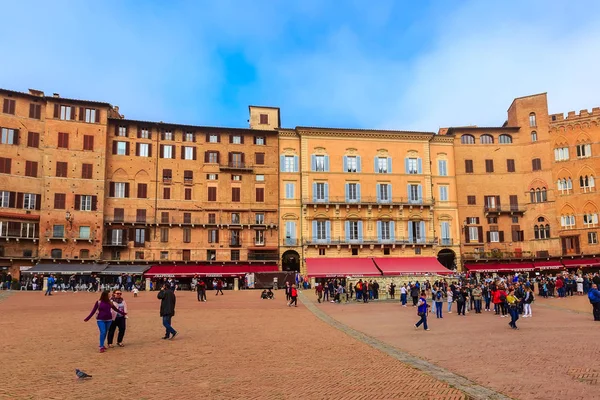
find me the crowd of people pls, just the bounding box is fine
[4,273,143,293]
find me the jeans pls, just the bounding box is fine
[162,315,177,337]
[447,302,452,312]
[500,302,507,316]
[197,290,206,301]
[107,317,126,344]
[401,293,407,305]
[593,302,600,321]
[97,320,112,347]
[412,296,418,306]
[484,296,491,310]
[435,302,443,318]
[457,301,465,315]
[415,314,428,330]
[474,299,482,313]
[363,292,368,303]
[509,307,519,328]
[45,284,53,295]
[356,291,362,300]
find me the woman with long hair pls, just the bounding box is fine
[84,290,126,353]
[107,290,128,348]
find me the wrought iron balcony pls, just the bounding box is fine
[302,196,435,206]
[219,162,253,171]
[303,236,439,246]
[484,204,525,214]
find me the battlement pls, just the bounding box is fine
[550,107,600,122]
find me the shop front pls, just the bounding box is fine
[372,257,452,276]
[562,258,600,272]
[305,257,382,284]
[464,262,535,277]
[21,263,108,290]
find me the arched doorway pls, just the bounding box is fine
[282,250,300,272]
[437,249,456,271]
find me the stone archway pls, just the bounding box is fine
[282,250,300,272]
[437,248,456,271]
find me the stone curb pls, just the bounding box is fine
[299,292,513,400]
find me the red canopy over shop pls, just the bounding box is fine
[464,263,535,273]
[145,264,279,278]
[305,258,381,278]
[562,258,600,268]
[373,257,452,275]
[533,261,564,270]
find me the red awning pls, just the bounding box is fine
[562,258,600,268]
[465,263,535,273]
[305,258,381,278]
[145,264,279,278]
[373,257,452,276]
[533,261,564,270]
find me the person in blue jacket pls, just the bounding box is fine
[587,283,600,321]
[45,274,55,296]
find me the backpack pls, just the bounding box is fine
[500,293,507,302]
[458,293,465,303]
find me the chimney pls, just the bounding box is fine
[53,93,60,98]
[28,89,45,97]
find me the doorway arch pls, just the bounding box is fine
[437,248,456,271]
[282,250,300,272]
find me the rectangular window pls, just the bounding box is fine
[232,175,242,181]
[255,136,265,145]
[136,209,146,223]
[255,230,265,245]
[162,131,173,141]
[139,128,150,139]
[489,229,500,243]
[56,161,68,177]
[79,195,92,211]
[207,250,216,261]
[207,173,217,181]
[347,183,358,202]
[137,183,147,199]
[379,184,390,202]
[114,183,127,198]
[161,145,173,158]
[232,135,242,144]
[185,188,192,200]
[465,160,473,173]
[207,151,219,163]
[407,158,418,174]
[25,161,38,177]
[230,230,241,246]
[255,152,265,165]
[577,144,592,158]
[208,187,217,202]
[381,221,391,241]
[163,187,171,199]
[346,156,360,173]
[134,251,144,260]
[583,213,598,226]
[283,156,296,172]
[27,132,40,148]
[232,187,241,202]
[377,157,389,173]
[53,193,66,209]
[560,215,576,228]
[589,232,598,245]
[256,187,264,202]
[467,217,479,225]
[468,226,479,242]
[438,160,447,176]
[185,132,195,142]
[57,132,69,149]
[231,213,240,224]
[0,157,11,174]
[115,141,127,155]
[0,128,17,145]
[134,228,146,246]
[83,135,94,151]
[487,217,498,224]
[3,99,15,115]
[208,134,219,143]
[315,182,326,201]
[255,213,265,224]
[285,183,295,199]
[554,147,569,161]
[439,185,448,201]
[53,225,65,238]
[183,212,191,224]
[60,105,74,120]
[184,170,193,184]
[79,226,91,239]
[29,103,41,119]
[138,143,150,157]
[160,251,169,260]
[81,163,93,179]
[507,159,515,172]
[485,159,494,173]
[315,155,326,172]
[111,229,124,245]
[160,228,169,243]
[0,191,10,207]
[113,208,124,222]
[208,229,219,243]
[467,195,476,205]
[183,146,195,160]
[161,212,170,224]
[183,228,191,243]
[408,184,419,203]
[23,193,36,210]
[84,108,97,123]
[348,221,359,241]
[230,250,240,261]
[256,174,264,182]
[260,114,269,124]
[532,158,542,171]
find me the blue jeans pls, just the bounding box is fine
[162,315,177,337]
[415,314,428,330]
[447,302,452,312]
[484,296,491,310]
[97,320,112,347]
[45,284,53,295]
[401,293,407,305]
[435,302,443,318]
[509,307,519,328]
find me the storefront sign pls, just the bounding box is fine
[20,266,32,271]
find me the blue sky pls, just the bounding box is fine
[1,0,600,131]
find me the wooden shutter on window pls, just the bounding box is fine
[204,151,209,162]
[112,141,118,154]
[499,231,504,242]
[79,107,85,121]
[70,106,76,120]
[160,145,165,158]
[74,195,81,210]
[205,133,210,142]
[125,142,130,155]
[16,192,23,208]
[181,146,185,159]
[229,135,233,143]
[95,109,100,123]
[193,148,197,160]
[124,183,130,198]
[135,143,140,156]
[486,231,491,243]
[148,144,152,157]
[53,104,59,118]
[35,194,41,210]
[29,104,35,118]
[477,227,483,242]
[109,183,115,197]
[92,196,98,211]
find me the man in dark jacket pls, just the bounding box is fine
[158,283,178,339]
[587,283,600,321]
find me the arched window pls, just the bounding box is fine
[51,249,62,258]
[461,134,475,144]
[529,113,536,127]
[542,187,547,201]
[531,188,547,203]
[530,189,535,203]
[480,134,494,144]
[535,188,542,203]
[499,134,512,144]
[537,217,545,222]
[580,175,596,192]
[531,131,537,142]
[534,225,539,239]
[545,224,550,238]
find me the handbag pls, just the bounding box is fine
[417,311,425,317]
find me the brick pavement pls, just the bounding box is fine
[0,290,466,400]
[313,292,600,400]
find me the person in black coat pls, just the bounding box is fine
[158,284,178,340]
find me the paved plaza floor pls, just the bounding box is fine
[0,290,465,400]
[312,292,600,400]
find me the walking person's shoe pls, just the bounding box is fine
[117,343,124,347]
[162,335,170,340]
[170,332,178,340]
[99,346,106,353]
[107,344,114,348]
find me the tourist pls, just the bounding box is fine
[587,283,600,321]
[83,290,125,353]
[362,281,369,303]
[506,288,520,329]
[45,274,55,296]
[400,284,407,306]
[107,290,128,348]
[410,284,419,307]
[456,287,466,316]
[215,279,224,295]
[414,290,430,331]
[196,279,207,302]
[434,286,443,318]
[482,283,491,311]
[446,287,453,313]
[287,284,298,307]
[285,282,291,302]
[372,281,380,300]
[323,281,330,302]
[315,282,324,303]
[522,285,534,318]
[576,275,584,296]
[158,283,178,340]
[472,284,482,314]
[389,282,396,299]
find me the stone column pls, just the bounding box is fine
[145,278,151,291]
[234,277,239,291]
[43,277,48,292]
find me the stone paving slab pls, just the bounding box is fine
[0,291,466,400]
[311,292,600,400]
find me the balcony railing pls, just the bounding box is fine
[303,236,440,245]
[302,197,435,206]
[0,233,39,241]
[282,238,300,246]
[230,239,242,247]
[483,204,525,214]
[219,162,253,171]
[463,250,535,260]
[106,216,277,227]
[102,240,128,247]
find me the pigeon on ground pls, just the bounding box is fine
[75,369,92,379]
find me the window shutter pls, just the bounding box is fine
[124,183,130,198]
[345,183,349,202]
[205,133,210,142]
[465,227,470,243]
[477,227,483,242]
[280,155,284,171]
[216,152,220,163]
[125,142,130,155]
[377,184,381,202]
[358,221,363,242]
[193,148,197,160]
[228,152,232,164]
[160,144,164,158]
[343,156,348,172]
[405,158,409,173]
[2,99,8,113]
[229,135,233,143]
[53,104,59,118]
[377,221,382,242]
[16,192,23,208]
[35,194,41,210]
[345,221,350,242]
[374,157,379,173]
[312,182,317,202]
[356,156,361,172]
[294,156,298,172]
[160,131,165,140]
[109,183,115,197]
[112,141,117,154]
[137,127,142,138]
[499,231,504,242]
[95,109,100,123]
[311,155,316,171]
[74,195,81,210]
[417,158,423,174]
[419,221,426,242]
[241,153,245,164]
[79,107,85,121]
[390,221,395,240]
[29,104,35,118]
[417,185,422,202]
[13,130,19,145]
[408,222,414,243]
[324,183,329,202]
[148,144,152,157]
[181,146,185,159]
[388,184,393,201]
[135,143,140,156]
[70,106,76,120]
[240,135,244,144]
[91,195,98,211]
[388,157,392,173]
[312,220,317,240]
[486,231,491,243]
[204,151,209,163]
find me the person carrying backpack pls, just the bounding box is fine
[435,287,444,318]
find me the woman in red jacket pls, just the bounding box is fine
[496,286,508,317]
